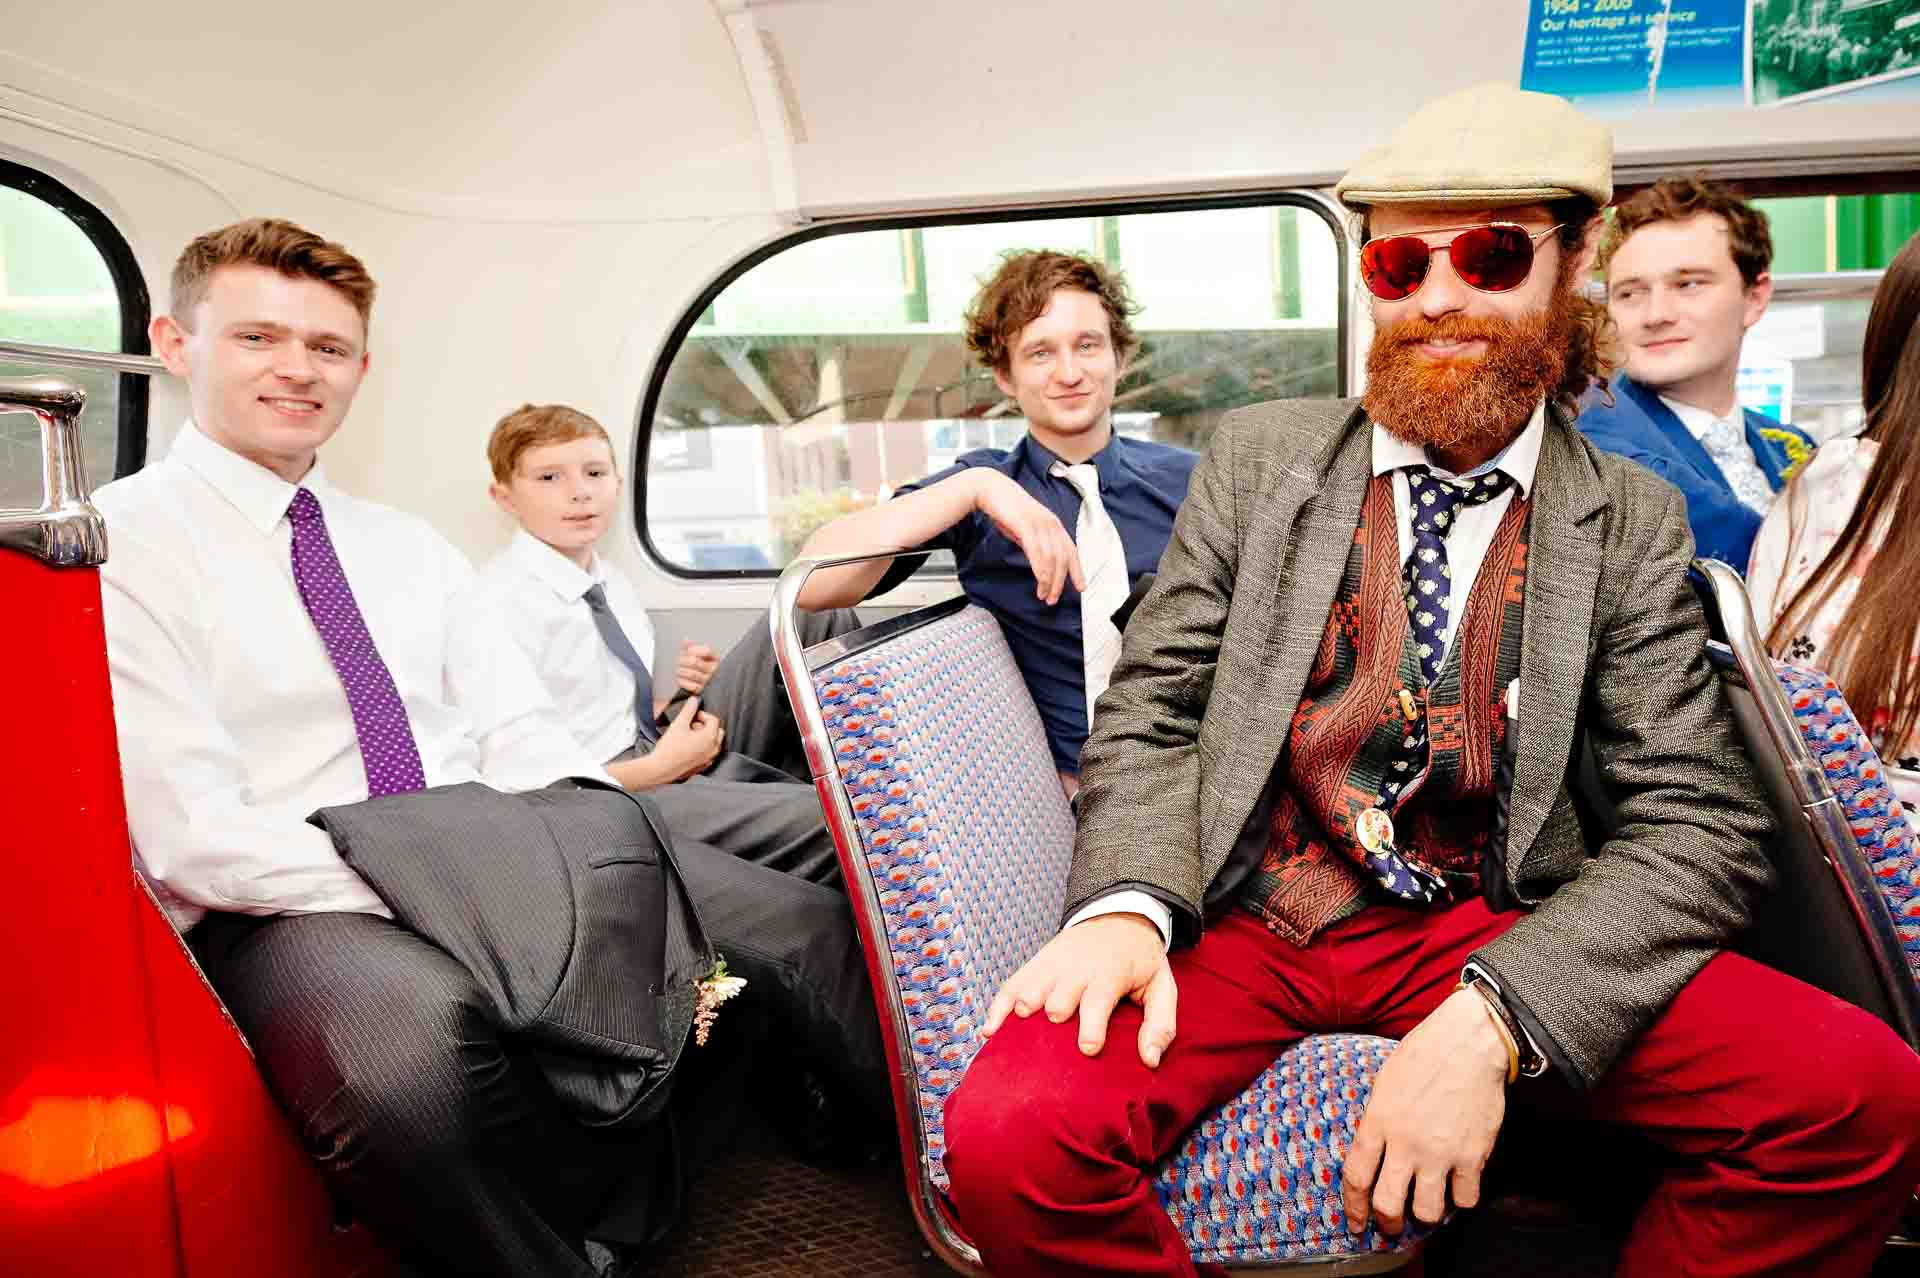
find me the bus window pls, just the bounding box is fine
[0,160,150,508]
[638,197,1344,577]
[1741,193,1919,442]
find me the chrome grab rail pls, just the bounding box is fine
[1697,559,1831,808]
[0,337,166,377]
[768,551,987,1275]
[0,376,109,568]
[1696,557,1920,1049]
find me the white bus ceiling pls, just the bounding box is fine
[4,0,1919,652]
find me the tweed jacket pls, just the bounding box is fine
[1070,399,1777,1089]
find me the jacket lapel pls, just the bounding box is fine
[1618,375,1728,490]
[1506,410,1609,873]
[1207,410,1372,860]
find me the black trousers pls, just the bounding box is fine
[192,838,885,1277]
[636,608,862,888]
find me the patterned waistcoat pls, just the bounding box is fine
[1239,473,1532,944]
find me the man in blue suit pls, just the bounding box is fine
[1578,176,1814,569]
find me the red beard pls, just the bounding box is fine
[1363,277,1574,457]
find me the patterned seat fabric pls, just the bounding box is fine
[1775,662,1920,983]
[1155,1032,1417,1264]
[814,604,1418,1264]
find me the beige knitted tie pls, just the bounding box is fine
[1051,460,1129,727]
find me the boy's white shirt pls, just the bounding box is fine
[477,528,659,765]
[94,421,612,931]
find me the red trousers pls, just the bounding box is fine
[942,901,1920,1277]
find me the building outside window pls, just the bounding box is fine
[640,200,1344,575]
[0,162,149,510]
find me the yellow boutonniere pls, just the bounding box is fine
[1758,426,1813,482]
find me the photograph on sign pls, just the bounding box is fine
[1751,0,1920,105]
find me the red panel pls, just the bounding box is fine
[0,555,182,1276]
[136,886,394,1277]
[0,552,397,1276]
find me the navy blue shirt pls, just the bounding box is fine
[868,432,1197,774]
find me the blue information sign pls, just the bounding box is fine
[1524,0,1920,111]
[1522,0,1749,112]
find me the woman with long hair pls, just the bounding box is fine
[1750,227,1920,807]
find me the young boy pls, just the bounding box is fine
[479,403,856,885]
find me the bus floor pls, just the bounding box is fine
[648,1114,1920,1277]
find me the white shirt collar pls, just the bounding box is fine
[1370,401,1545,499]
[1658,394,1743,437]
[169,419,338,535]
[506,527,605,602]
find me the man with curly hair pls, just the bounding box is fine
[798,250,1197,795]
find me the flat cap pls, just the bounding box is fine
[1335,82,1612,210]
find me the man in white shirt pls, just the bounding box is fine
[475,403,857,887]
[1576,175,1816,569]
[93,219,880,1276]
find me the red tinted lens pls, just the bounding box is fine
[1360,236,1431,300]
[1448,224,1535,293]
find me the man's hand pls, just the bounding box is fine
[651,697,725,782]
[971,471,1086,606]
[675,639,720,696]
[983,913,1175,1067]
[1341,988,1510,1236]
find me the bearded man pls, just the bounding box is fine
[938,83,1920,1277]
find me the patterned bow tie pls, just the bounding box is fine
[1401,466,1514,687]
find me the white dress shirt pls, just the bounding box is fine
[1659,395,1775,514]
[94,422,610,930]
[476,530,659,764]
[1069,406,1547,947]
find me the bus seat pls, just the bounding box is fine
[770,554,1422,1275]
[0,375,399,1276]
[1691,559,1920,1051]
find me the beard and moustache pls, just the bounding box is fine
[1362,255,1577,457]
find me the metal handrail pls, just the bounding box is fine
[1695,557,1920,1049]
[768,551,985,1275]
[0,338,165,378]
[1697,559,1831,807]
[0,376,108,568]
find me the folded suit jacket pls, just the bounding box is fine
[312,780,714,1130]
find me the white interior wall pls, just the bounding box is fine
[768,0,1920,214]
[0,0,791,608]
[4,0,1919,613]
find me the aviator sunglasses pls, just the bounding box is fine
[1358,222,1563,302]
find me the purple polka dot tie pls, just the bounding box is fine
[288,488,427,798]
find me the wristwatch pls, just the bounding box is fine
[1460,965,1548,1079]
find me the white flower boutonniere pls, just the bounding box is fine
[693,957,747,1047]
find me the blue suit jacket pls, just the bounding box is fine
[1574,373,1814,570]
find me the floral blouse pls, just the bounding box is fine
[1748,436,1920,811]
